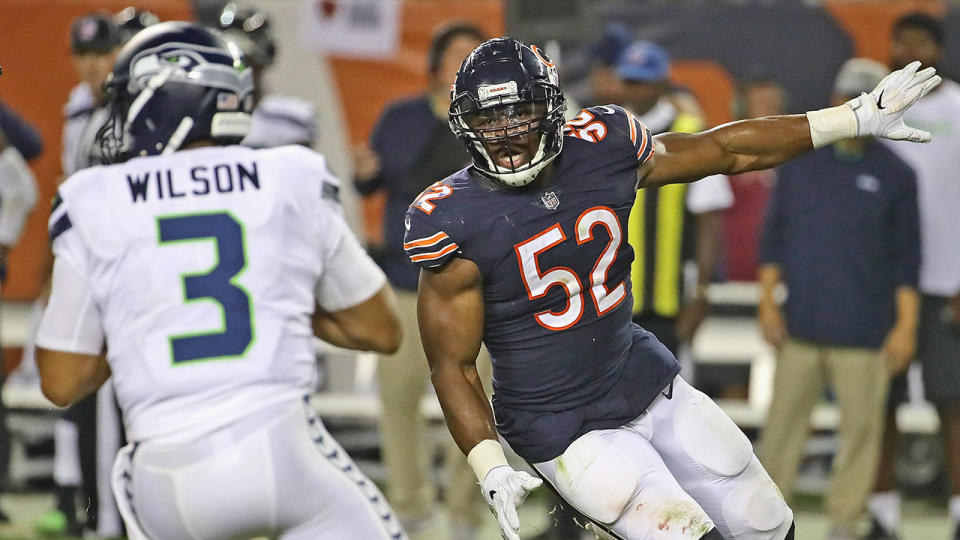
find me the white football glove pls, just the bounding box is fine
[848,60,941,142]
[481,465,543,540]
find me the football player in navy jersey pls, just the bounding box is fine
[404,37,939,540]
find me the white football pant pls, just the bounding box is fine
[112,398,407,540]
[533,376,792,540]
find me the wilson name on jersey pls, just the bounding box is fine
[49,145,344,444]
[404,105,679,461]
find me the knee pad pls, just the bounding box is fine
[674,388,753,478]
[722,458,793,539]
[551,433,639,525]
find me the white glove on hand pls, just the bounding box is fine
[481,465,543,540]
[848,60,941,142]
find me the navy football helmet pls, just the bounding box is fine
[449,37,566,187]
[97,21,254,163]
[217,3,276,69]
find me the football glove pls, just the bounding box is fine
[849,60,941,142]
[481,465,542,540]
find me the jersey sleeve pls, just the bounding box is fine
[315,213,386,312]
[566,104,655,167]
[36,189,105,355]
[48,190,89,272]
[403,183,463,269]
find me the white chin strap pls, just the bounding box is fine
[480,136,557,187]
[493,154,556,187]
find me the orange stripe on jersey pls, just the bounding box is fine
[410,243,460,262]
[637,125,650,161]
[403,231,449,250]
[626,109,638,145]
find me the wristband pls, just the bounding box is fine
[806,105,858,149]
[467,439,509,483]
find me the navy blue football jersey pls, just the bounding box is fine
[404,105,679,462]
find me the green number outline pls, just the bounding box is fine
[156,210,257,365]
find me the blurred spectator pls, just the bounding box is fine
[114,6,159,44]
[756,58,919,540]
[722,76,788,281]
[615,40,733,355]
[0,98,41,524]
[352,22,489,540]
[0,111,39,285]
[0,101,43,162]
[36,12,123,538]
[217,3,318,149]
[61,12,120,176]
[583,23,633,106]
[868,12,960,540]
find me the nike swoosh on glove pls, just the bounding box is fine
[847,60,942,142]
[481,465,543,540]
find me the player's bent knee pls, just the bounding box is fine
[724,458,793,539]
[675,387,753,478]
[550,434,638,524]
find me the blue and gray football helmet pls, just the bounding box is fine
[97,21,254,163]
[449,37,566,187]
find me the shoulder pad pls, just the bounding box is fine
[403,180,463,268]
[564,104,654,166]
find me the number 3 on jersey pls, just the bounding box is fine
[515,206,626,330]
[157,212,254,363]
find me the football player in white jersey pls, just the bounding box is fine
[34,22,406,540]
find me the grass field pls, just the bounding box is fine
[0,491,952,540]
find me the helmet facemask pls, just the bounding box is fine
[451,82,565,188]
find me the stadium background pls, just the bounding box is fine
[0,0,959,538]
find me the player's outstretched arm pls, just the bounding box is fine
[639,61,941,188]
[419,258,541,540]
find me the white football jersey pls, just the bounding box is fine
[39,144,381,444]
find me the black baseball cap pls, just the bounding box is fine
[70,13,122,54]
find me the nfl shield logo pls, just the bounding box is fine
[541,191,559,210]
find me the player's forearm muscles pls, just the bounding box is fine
[643,115,811,187]
[431,363,497,454]
[710,115,812,172]
[37,348,111,407]
[312,286,402,354]
[418,260,498,454]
